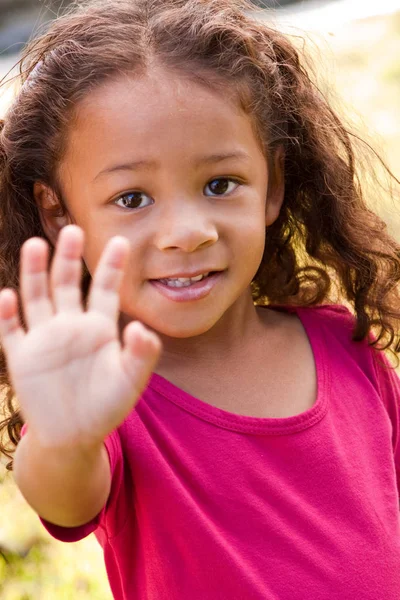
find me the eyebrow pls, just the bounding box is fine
[93,151,251,181]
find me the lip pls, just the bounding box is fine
[151,269,221,279]
[149,271,224,303]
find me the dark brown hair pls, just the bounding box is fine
[0,0,399,469]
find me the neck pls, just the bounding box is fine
[121,291,266,376]
[156,294,259,375]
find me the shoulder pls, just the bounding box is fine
[295,303,400,411]
[271,303,356,341]
[281,303,377,382]
[292,303,372,362]
[295,303,355,325]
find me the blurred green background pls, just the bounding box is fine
[1,1,400,598]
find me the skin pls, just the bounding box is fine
[29,66,316,417]
[0,68,316,430]
[35,66,285,374]
[0,66,315,526]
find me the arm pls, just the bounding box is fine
[13,430,111,527]
[0,228,160,528]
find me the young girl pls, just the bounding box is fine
[0,0,399,597]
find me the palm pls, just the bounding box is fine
[12,314,131,445]
[0,227,161,449]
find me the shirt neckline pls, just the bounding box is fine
[146,306,330,435]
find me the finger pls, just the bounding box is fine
[88,237,129,321]
[20,238,53,328]
[51,225,84,314]
[0,288,25,355]
[120,321,162,390]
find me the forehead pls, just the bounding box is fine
[64,67,263,165]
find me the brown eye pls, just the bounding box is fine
[205,178,239,196]
[114,192,154,210]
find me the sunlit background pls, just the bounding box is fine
[1,1,400,598]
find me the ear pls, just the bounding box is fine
[265,146,285,227]
[34,182,73,245]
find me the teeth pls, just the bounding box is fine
[159,273,210,288]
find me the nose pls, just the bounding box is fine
[154,201,219,253]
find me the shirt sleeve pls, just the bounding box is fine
[20,425,123,543]
[372,351,400,496]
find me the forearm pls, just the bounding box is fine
[13,431,111,527]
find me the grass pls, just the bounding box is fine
[0,469,112,599]
[1,9,400,600]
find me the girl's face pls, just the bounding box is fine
[38,67,284,338]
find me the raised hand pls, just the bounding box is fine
[0,226,161,450]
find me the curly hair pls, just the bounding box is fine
[0,0,399,469]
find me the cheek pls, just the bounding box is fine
[119,252,147,302]
[235,214,266,274]
[81,237,109,277]
[76,215,129,275]
[236,207,266,249]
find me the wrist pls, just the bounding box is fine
[20,423,104,456]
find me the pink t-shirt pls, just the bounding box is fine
[34,305,400,599]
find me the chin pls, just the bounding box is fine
[126,310,221,339]
[120,295,229,338]
[151,319,218,339]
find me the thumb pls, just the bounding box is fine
[120,320,162,392]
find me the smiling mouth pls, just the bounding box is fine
[150,271,220,287]
[157,273,210,287]
[148,270,224,301]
